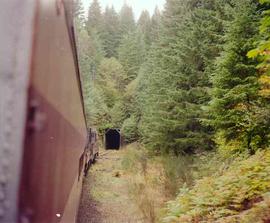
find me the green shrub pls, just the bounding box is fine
[121,115,139,143]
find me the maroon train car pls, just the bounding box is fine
[0,0,97,222]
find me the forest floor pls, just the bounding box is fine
[77,145,168,223]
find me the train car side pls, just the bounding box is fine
[19,1,88,223]
[0,1,96,222]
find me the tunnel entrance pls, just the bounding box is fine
[105,129,121,150]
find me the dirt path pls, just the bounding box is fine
[77,149,144,223]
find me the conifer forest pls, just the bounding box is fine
[75,0,270,222]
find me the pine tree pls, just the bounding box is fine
[136,0,229,154]
[150,7,162,42]
[97,58,127,96]
[246,0,270,152]
[118,31,146,82]
[208,0,262,154]
[87,0,102,34]
[77,26,104,127]
[119,3,136,37]
[73,0,85,27]
[91,58,128,130]
[100,6,121,58]
[121,78,141,143]
[87,84,110,131]
[137,0,195,154]
[138,10,152,47]
[248,0,270,98]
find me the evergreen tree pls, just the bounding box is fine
[97,57,127,97]
[248,0,270,98]
[87,84,110,131]
[80,0,270,156]
[137,0,195,154]
[119,3,136,36]
[91,58,128,130]
[87,0,102,34]
[136,0,228,154]
[77,26,104,126]
[73,0,85,27]
[121,79,141,143]
[246,0,270,152]
[121,115,139,143]
[100,6,121,58]
[138,10,152,46]
[118,31,146,82]
[208,0,262,154]
[150,7,162,42]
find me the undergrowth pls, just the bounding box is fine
[122,143,165,222]
[163,150,270,223]
[121,144,227,222]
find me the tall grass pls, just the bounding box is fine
[121,144,162,222]
[161,155,195,197]
[121,144,230,222]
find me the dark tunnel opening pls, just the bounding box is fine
[105,129,121,150]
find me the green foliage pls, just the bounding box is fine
[161,155,195,196]
[121,115,139,143]
[77,0,153,137]
[137,10,152,47]
[86,0,102,34]
[207,0,269,154]
[86,83,110,131]
[121,144,147,174]
[78,0,270,156]
[118,79,141,142]
[88,57,128,131]
[136,0,226,154]
[73,0,85,28]
[76,1,270,222]
[76,20,104,128]
[100,6,121,58]
[150,7,161,42]
[119,3,136,36]
[110,100,126,128]
[97,58,127,95]
[163,150,270,223]
[118,31,146,82]
[248,0,270,114]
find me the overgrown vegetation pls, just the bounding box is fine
[122,145,161,223]
[121,144,196,222]
[74,0,160,138]
[74,0,270,222]
[164,150,270,223]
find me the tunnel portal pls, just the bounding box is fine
[105,129,121,150]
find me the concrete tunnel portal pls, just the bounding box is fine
[105,129,121,150]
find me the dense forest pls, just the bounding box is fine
[74,0,270,222]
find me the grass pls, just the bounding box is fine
[121,144,270,223]
[121,143,202,222]
[87,142,263,223]
[86,148,143,223]
[121,143,167,222]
